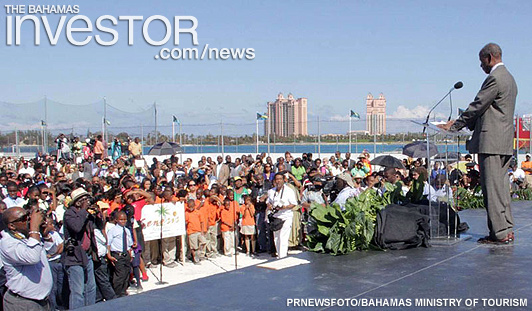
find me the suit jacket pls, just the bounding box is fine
[215,163,230,186]
[451,65,517,155]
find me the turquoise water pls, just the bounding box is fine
[4,143,468,156]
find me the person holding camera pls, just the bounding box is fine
[62,188,100,309]
[266,172,297,259]
[0,207,56,311]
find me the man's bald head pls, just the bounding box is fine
[3,207,25,227]
[479,43,502,60]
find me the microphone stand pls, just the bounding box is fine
[423,87,455,134]
[448,92,453,121]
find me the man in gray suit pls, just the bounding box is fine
[441,43,517,244]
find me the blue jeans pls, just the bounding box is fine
[65,255,96,309]
[49,260,65,310]
[256,211,270,252]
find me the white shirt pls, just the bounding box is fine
[45,231,64,262]
[94,229,108,258]
[107,225,133,253]
[511,168,526,182]
[267,184,298,219]
[18,167,35,176]
[490,62,504,73]
[3,196,26,209]
[0,230,54,300]
[333,187,360,210]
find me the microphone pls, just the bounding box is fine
[423,81,463,133]
[448,81,463,121]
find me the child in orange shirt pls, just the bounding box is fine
[185,199,206,264]
[202,189,220,257]
[219,197,238,256]
[240,195,256,256]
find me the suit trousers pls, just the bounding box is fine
[479,154,514,240]
[110,252,131,297]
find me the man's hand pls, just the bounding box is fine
[29,209,44,232]
[107,254,118,266]
[437,120,455,131]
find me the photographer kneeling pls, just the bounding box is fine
[266,172,297,259]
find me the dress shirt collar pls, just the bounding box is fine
[490,62,504,73]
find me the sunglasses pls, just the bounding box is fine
[189,183,196,186]
[10,212,30,224]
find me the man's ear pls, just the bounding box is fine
[6,222,15,231]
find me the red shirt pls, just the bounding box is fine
[131,199,147,221]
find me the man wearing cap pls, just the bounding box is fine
[333,172,360,210]
[351,161,369,179]
[0,207,55,311]
[62,188,100,309]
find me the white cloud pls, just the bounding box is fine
[388,105,446,119]
[329,114,350,122]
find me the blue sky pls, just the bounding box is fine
[1,0,531,135]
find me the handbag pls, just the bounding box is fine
[268,213,285,232]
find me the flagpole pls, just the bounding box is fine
[256,118,259,154]
[154,101,158,144]
[267,115,271,157]
[44,96,48,154]
[349,114,352,153]
[103,97,107,144]
[221,120,224,157]
[318,115,321,159]
[172,119,175,143]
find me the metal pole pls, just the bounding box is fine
[318,115,321,159]
[103,97,107,144]
[267,116,271,156]
[172,120,175,143]
[221,121,224,157]
[179,122,183,163]
[141,124,144,153]
[516,115,519,157]
[349,115,352,153]
[373,114,377,159]
[529,118,532,155]
[154,102,158,144]
[355,133,358,154]
[15,128,19,157]
[256,119,259,154]
[44,96,48,154]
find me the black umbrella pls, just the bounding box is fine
[433,151,461,162]
[148,142,183,156]
[402,141,439,158]
[370,155,405,169]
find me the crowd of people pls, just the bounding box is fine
[0,132,529,311]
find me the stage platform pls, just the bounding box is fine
[85,201,532,310]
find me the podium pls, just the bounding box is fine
[411,120,472,245]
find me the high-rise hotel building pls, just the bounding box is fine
[366,93,386,135]
[266,93,308,137]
